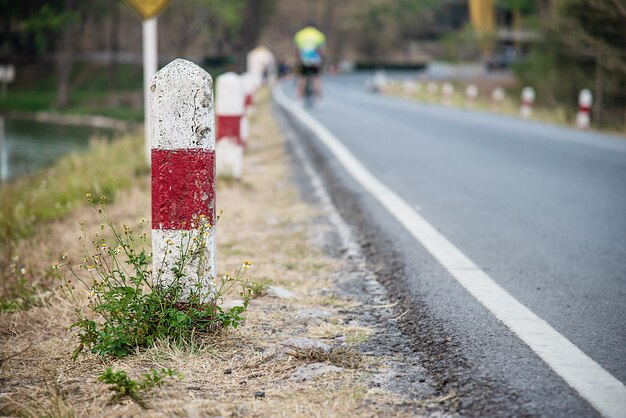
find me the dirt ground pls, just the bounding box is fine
[0,91,454,417]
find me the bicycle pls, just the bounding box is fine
[303,73,315,108]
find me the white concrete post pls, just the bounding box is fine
[242,72,259,116]
[143,17,158,162]
[150,59,216,303]
[373,69,388,93]
[442,82,454,106]
[246,46,276,85]
[520,87,535,119]
[466,84,479,107]
[576,89,593,129]
[491,87,505,103]
[427,81,439,96]
[0,65,14,99]
[216,72,245,179]
[403,79,417,95]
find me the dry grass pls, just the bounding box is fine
[0,90,426,417]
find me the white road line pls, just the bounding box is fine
[273,86,626,418]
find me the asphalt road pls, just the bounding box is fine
[274,73,626,417]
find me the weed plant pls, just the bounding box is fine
[60,197,256,359]
[0,134,147,310]
[98,367,181,407]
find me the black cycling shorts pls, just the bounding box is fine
[300,64,320,76]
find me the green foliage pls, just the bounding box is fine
[98,367,181,406]
[497,0,534,13]
[0,276,39,312]
[21,4,79,52]
[514,0,626,128]
[61,203,256,359]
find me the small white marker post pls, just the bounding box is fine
[465,84,479,107]
[520,86,535,119]
[403,79,417,95]
[0,65,15,99]
[246,46,276,85]
[215,72,245,179]
[242,72,259,116]
[442,82,454,106]
[491,87,505,102]
[427,81,438,96]
[576,89,593,130]
[150,59,216,303]
[372,69,388,92]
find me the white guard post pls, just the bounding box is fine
[427,81,438,96]
[246,46,277,85]
[465,84,479,107]
[0,65,15,99]
[520,86,535,119]
[242,72,260,117]
[442,82,454,106]
[576,89,593,130]
[403,79,417,95]
[491,87,505,103]
[150,59,216,303]
[215,72,245,179]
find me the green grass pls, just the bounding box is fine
[0,132,148,309]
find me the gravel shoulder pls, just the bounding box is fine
[1,90,455,417]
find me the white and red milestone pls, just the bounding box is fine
[520,86,535,119]
[576,89,593,130]
[216,72,245,179]
[150,59,216,302]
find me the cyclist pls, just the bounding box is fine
[294,22,326,105]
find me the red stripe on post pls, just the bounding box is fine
[245,94,253,107]
[152,148,215,229]
[217,115,242,141]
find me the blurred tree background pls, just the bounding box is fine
[0,0,623,129]
[513,0,626,128]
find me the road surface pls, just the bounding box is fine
[273,73,626,417]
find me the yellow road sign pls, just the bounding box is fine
[126,0,171,19]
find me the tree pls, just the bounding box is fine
[21,0,83,107]
[515,0,626,128]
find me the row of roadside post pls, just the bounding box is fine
[396,78,594,130]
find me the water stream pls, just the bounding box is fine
[0,116,115,183]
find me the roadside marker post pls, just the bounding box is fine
[403,79,417,95]
[216,72,245,179]
[150,59,216,302]
[491,87,505,106]
[520,86,535,119]
[442,82,454,106]
[125,0,171,162]
[465,84,479,107]
[246,46,276,85]
[427,81,439,96]
[576,89,592,130]
[242,72,260,116]
[0,65,15,99]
